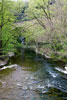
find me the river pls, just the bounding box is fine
[0,49,67,100]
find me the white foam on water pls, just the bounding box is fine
[42,90,47,93]
[22,86,28,90]
[55,67,67,74]
[16,82,22,87]
[49,71,58,78]
[37,85,45,89]
[2,81,6,84]
[47,80,53,88]
[29,86,33,90]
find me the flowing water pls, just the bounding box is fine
[0,49,67,100]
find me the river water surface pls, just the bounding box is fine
[0,49,67,100]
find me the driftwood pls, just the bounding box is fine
[65,65,67,70]
[0,64,18,71]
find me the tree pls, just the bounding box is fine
[26,0,67,59]
[0,0,17,55]
[0,0,4,54]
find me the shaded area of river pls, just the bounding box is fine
[0,49,67,100]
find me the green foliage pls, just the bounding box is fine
[0,0,67,61]
[0,0,24,54]
[22,0,67,61]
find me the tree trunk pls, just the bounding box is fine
[0,40,2,55]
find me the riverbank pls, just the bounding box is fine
[0,52,14,67]
[23,45,67,65]
[35,47,67,63]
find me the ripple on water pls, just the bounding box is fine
[0,50,67,100]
